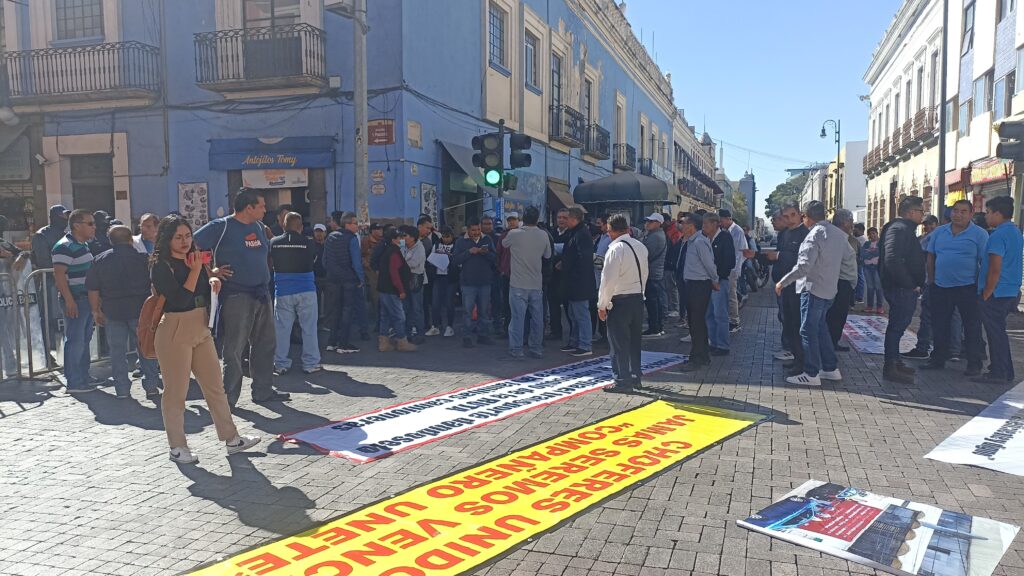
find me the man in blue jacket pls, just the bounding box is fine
[323,211,365,354]
[453,220,496,348]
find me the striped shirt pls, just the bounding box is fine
[51,233,94,299]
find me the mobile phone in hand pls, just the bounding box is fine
[202,251,212,265]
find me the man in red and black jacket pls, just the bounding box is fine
[376,228,417,353]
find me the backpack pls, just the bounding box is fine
[136,287,165,360]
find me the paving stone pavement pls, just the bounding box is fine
[2,288,1024,576]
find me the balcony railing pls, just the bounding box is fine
[195,23,327,91]
[638,158,674,184]
[4,41,160,105]
[613,143,636,171]
[549,104,586,147]
[583,124,610,159]
[912,106,938,141]
[901,119,913,152]
[882,137,892,160]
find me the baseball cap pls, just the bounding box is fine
[50,204,70,218]
[718,209,733,218]
[506,212,519,220]
[645,212,664,223]
[313,223,327,232]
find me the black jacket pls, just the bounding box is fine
[710,230,736,280]
[774,225,808,282]
[560,222,596,302]
[879,217,925,290]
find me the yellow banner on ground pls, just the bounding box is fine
[191,401,765,576]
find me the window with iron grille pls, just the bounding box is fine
[488,4,506,68]
[55,0,104,41]
[243,0,300,28]
[551,52,562,109]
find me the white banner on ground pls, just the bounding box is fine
[739,480,1019,576]
[281,351,685,463]
[843,315,917,355]
[925,380,1024,476]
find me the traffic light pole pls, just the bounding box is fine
[497,119,506,199]
[937,0,949,214]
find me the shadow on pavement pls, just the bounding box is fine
[275,368,396,399]
[178,453,316,536]
[76,387,213,434]
[0,379,62,416]
[629,387,799,426]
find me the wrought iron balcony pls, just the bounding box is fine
[195,23,327,92]
[549,104,585,147]
[4,41,160,107]
[638,158,674,184]
[583,124,610,159]
[613,143,636,171]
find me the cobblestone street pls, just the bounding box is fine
[2,288,1023,576]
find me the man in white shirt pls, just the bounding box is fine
[598,214,649,393]
[775,200,849,386]
[132,213,159,254]
[719,209,748,332]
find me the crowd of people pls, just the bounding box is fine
[7,185,1022,460]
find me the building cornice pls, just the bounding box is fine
[864,0,934,86]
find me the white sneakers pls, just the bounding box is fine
[443,326,455,337]
[169,447,199,464]
[786,373,820,386]
[819,369,842,381]
[773,350,795,361]
[425,327,441,336]
[226,435,262,455]
[171,434,262,463]
[786,370,842,386]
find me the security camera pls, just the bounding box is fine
[34,154,48,166]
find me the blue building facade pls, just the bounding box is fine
[1,0,681,232]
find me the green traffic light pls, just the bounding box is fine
[485,169,502,186]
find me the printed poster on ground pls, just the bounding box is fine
[843,315,917,355]
[193,400,766,576]
[739,480,1019,576]
[925,379,1024,476]
[281,351,686,462]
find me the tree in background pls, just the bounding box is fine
[730,191,750,228]
[764,173,809,218]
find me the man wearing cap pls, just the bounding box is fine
[719,209,748,332]
[495,211,519,336]
[32,205,70,358]
[88,210,113,257]
[641,213,667,336]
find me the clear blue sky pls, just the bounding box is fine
[625,0,902,218]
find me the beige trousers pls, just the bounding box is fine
[154,307,237,448]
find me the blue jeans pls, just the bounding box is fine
[864,266,882,309]
[883,288,918,363]
[274,291,321,370]
[105,318,160,395]
[855,265,865,301]
[328,282,362,346]
[800,292,837,377]
[461,284,491,337]
[567,299,592,351]
[508,287,544,356]
[431,275,456,328]
[379,293,407,339]
[915,285,932,351]
[404,287,425,336]
[705,277,730,350]
[981,296,1016,380]
[62,296,94,390]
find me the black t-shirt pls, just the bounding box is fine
[776,225,808,280]
[152,257,211,313]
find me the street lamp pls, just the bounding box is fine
[821,119,842,210]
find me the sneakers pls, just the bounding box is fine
[786,372,821,386]
[773,350,795,361]
[559,344,577,352]
[818,369,842,381]
[325,345,336,352]
[169,446,199,464]
[570,349,593,357]
[303,365,324,374]
[642,329,665,337]
[729,324,741,333]
[679,335,692,343]
[443,326,455,337]
[336,343,360,354]
[900,348,930,360]
[66,385,97,395]
[425,327,441,337]
[273,366,290,376]
[226,435,262,455]
[526,350,544,359]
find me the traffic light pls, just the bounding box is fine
[996,119,1024,160]
[503,173,518,191]
[472,121,505,187]
[509,133,532,168]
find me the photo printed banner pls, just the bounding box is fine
[843,315,917,355]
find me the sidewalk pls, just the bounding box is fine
[0,288,1022,575]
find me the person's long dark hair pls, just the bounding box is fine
[150,214,193,267]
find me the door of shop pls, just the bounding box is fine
[70,155,114,215]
